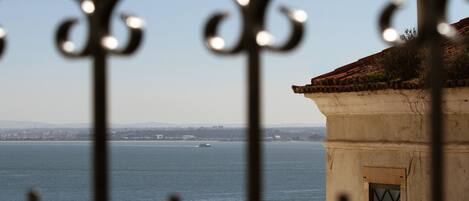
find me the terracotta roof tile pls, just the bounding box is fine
[293,17,469,94]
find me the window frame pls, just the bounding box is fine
[362,167,407,201]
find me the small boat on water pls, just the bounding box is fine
[198,143,212,148]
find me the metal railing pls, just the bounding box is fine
[204,1,306,201]
[378,0,467,201]
[0,0,463,200]
[55,1,144,201]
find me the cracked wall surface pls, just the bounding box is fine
[305,88,469,201]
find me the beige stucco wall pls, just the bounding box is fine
[304,88,469,201]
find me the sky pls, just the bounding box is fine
[0,0,467,125]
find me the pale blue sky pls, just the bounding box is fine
[0,1,467,125]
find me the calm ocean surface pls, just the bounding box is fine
[0,141,325,201]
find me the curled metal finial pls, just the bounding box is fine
[378,0,463,46]
[379,0,406,45]
[56,0,144,58]
[203,0,307,55]
[435,21,461,42]
[0,25,6,59]
[203,2,307,201]
[55,1,144,201]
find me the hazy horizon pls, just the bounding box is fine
[0,120,325,128]
[0,1,467,125]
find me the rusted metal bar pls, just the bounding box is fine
[55,1,144,200]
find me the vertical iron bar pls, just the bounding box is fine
[417,0,425,32]
[203,3,305,201]
[91,7,109,200]
[422,1,447,201]
[429,36,444,201]
[56,1,144,201]
[379,0,449,200]
[93,50,109,201]
[247,37,262,201]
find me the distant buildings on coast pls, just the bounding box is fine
[0,126,325,141]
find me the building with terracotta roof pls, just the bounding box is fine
[293,17,469,201]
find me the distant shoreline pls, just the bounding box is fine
[0,127,325,141]
[0,140,322,143]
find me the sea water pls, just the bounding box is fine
[0,141,325,201]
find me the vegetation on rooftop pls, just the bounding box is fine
[378,29,423,81]
[372,28,469,83]
[447,47,469,80]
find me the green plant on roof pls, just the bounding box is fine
[365,72,389,83]
[380,28,469,82]
[379,28,423,81]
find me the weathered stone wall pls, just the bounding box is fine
[326,114,469,143]
[304,88,469,201]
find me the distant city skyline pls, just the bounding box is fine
[0,1,467,125]
[0,120,324,128]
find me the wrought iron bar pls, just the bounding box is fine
[0,25,5,59]
[379,0,453,201]
[424,1,447,201]
[203,1,306,200]
[55,1,144,201]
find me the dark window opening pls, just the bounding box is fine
[369,183,400,201]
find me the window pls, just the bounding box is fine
[362,167,406,201]
[369,183,400,201]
